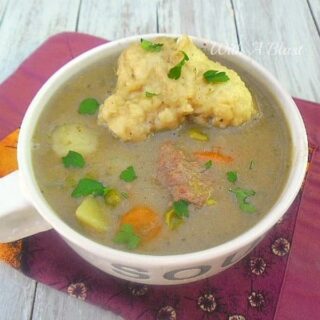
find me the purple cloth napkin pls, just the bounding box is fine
[0,32,319,320]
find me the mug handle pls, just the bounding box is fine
[0,171,52,243]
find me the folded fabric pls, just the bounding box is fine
[0,32,319,320]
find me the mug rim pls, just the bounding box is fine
[18,33,308,267]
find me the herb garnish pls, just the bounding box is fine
[113,224,141,250]
[173,199,189,218]
[229,187,256,213]
[71,178,105,198]
[168,51,189,80]
[78,98,100,115]
[204,160,213,170]
[203,70,230,83]
[120,166,137,182]
[227,171,238,183]
[140,39,163,52]
[249,160,255,170]
[62,151,85,168]
[145,91,159,98]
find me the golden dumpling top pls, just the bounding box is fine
[98,36,256,141]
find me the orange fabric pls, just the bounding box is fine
[0,129,19,177]
[0,241,22,268]
[0,129,22,268]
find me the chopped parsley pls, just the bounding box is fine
[140,39,163,52]
[145,91,159,98]
[203,70,230,83]
[113,224,141,250]
[227,171,238,183]
[120,166,137,182]
[78,98,100,115]
[168,51,189,80]
[173,199,190,218]
[229,187,257,213]
[204,160,213,170]
[62,151,85,168]
[71,178,105,198]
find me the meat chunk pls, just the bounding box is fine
[157,141,213,206]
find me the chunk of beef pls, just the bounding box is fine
[157,141,213,206]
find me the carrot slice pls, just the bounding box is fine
[120,206,162,241]
[194,151,233,163]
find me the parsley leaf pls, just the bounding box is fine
[120,166,137,182]
[62,151,85,168]
[145,91,159,98]
[78,98,100,115]
[227,171,238,183]
[140,39,163,52]
[173,199,189,218]
[203,70,230,83]
[71,178,105,198]
[168,51,189,80]
[204,160,213,170]
[229,187,257,213]
[113,224,141,250]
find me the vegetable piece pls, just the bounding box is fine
[206,198,217,206]
[188,128,209,141]
[62,150,85,168]
[173,199,189,218]
[203,70,230,83]
[194,151,233,163]
[168,51,189,80]
[51,124,98,157]
[140,39,163,52]
[120,166,137,182]
[104,189,121,207]
[72,178,105,198]
[113,224,141,250]
[227,171,238,183]
[249,160,255,170]
[119,206,162,241]
[229,187,257,213]
[165,209,184,230]
[78,98,100,115]
[204,160,213,170]
[145,91,159,98]
[75,197,108,232]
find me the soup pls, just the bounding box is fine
[32,39,291,255]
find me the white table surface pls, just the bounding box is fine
[0,0,319,319]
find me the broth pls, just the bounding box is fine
[32,59,291,255]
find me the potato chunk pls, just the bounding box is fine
[75,196,108,232]
[51,124,98,156]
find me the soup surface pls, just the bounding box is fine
[32,47,291,255]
